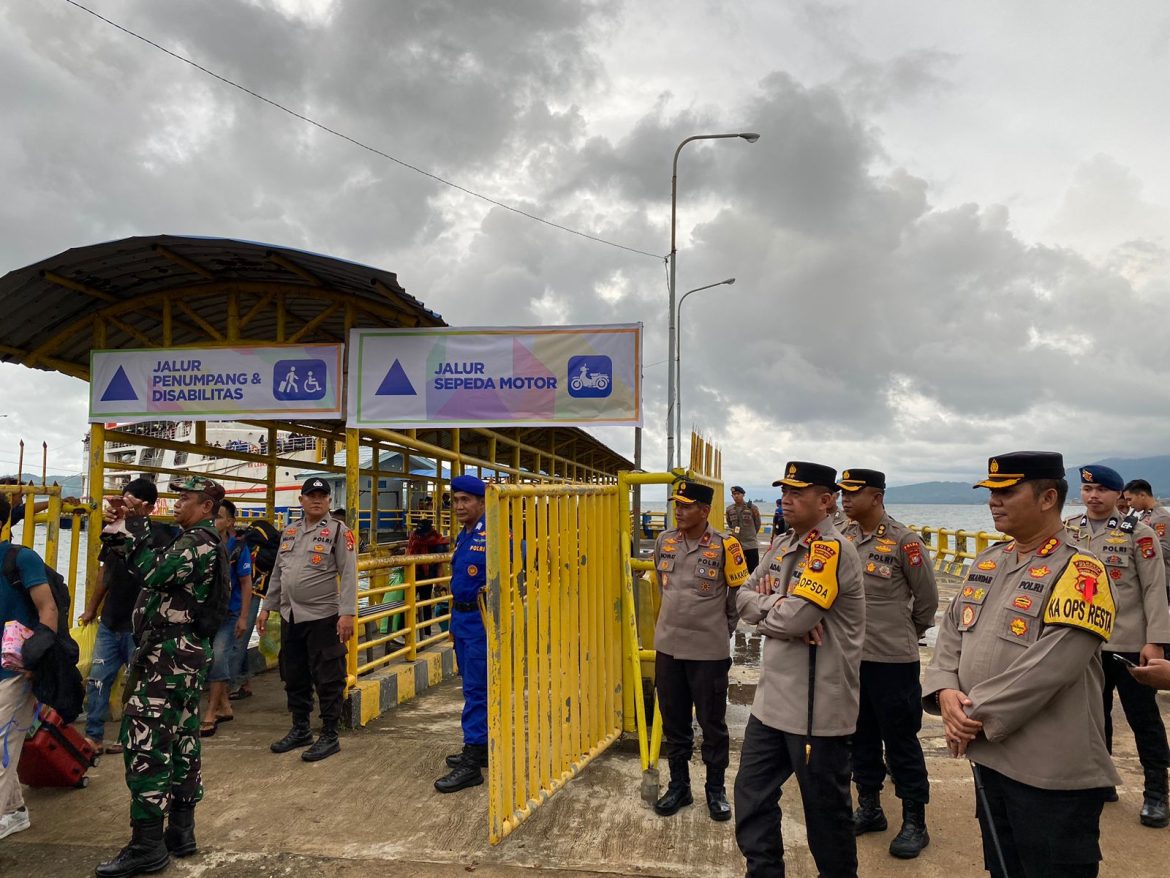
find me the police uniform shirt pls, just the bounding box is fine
[725,502,761,550]
[653,523,750,661]
[450,517,487,603]
[842,514,940,663]
[923,536,1121,790]
[264,513,358,622]
[1063,513,1170,652]
[736,514,866,736]
[1139,505,1170,587]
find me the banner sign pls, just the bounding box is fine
[89,344,343,422]
[347,325,642,428]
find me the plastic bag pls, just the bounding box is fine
[258,613,281,660]
[71,623,99,678]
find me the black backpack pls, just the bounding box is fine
[3,546,84,722]
[236,520,281,595]
[187,529,231,640]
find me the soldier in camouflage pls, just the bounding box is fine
[95,476,225,878]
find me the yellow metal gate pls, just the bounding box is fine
[483,483,624,844]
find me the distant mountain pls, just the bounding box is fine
[883,455,1170,504]
[4,472,85,498]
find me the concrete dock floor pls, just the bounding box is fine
[4,580,1169,877]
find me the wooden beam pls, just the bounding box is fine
[41,270,117,302]
[266,250,325,286]
[238,291,273,330]
[106,315,154,347]
[175,300,224,341]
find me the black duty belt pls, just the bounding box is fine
[452,601,479,612]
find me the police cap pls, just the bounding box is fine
[671,481,714,506]
[451,474,487,497]
[772,461,837,489]
[300,477,331,496]
[837,468,886,492]
[973,451,1065,489]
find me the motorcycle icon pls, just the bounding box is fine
[570,364,610,392]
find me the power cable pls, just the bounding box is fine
[61,0,663,260]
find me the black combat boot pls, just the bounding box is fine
[270,718,314,753]
[853,788,888,835]
[95,818,169,878]
[163,802,197,857]
[704,766,731,822]
[654,759,693,816]
[435,744,486,792]
[446,744,490,768]
[302,720,340,762]
[888,799,930,858]
[1141,769,1170,828]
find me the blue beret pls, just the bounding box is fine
[451,474,487,497]
[1080,465,1124,492]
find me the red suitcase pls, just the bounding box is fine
[17,705,99,789]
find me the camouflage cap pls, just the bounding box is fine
[170,475,225,503]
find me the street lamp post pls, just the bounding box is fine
[667,131,759,472]
[676,278,735,462]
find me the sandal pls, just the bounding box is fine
[215,714,234,724]
[199,722,217,738]
[104,742,124,754]
[228,686,253,701]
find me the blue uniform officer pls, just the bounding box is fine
[435,474,490,793]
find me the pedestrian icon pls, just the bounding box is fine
[274,359,327,401]
[100,365,138,402]
[375,359,417,396]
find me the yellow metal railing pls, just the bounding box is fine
[2,483,87,620]
[348,551,454,683]
[483,483,623,845]
[910,526,1006,576]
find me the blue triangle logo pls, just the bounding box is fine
[375,359,417,396]
[100,365,138,402]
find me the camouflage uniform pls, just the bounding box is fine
[118,514,218,821]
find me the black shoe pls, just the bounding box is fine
[1104,787,1119,803]
[654,782,693,816]
[302,731,340,762]
[446,744,490,769]
[163,803,197,858]
[95,819,170,878]
[1141,793,1169,828]
[853,789,888,835]
[270,722,314,754]
[705,785,731,822]
[889,800,930,859]
[435,758,484,793]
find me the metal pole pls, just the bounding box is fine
[971,762,1010,876]
[676,279,735,457]
[666,132,758,472]
[805,643,817,763]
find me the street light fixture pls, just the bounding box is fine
[667,132,759,472]
[676,278,735,462]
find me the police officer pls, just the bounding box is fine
[726,485,762,572]
[435,474,490,793]
[838,468,939,859]
[1124,478,1170,597]
[652,481,749,820]
[96,476,224,878]
[259,477,357,763]
[925,452,1120,878]
[735,462,866,878]
[1065,465,1170,828]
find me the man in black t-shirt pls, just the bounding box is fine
[78,479,177,753]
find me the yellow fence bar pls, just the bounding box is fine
[484,483,622,845]
[910,526,1006,577]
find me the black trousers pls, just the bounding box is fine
[744,548,760,573]
[1103,650,1170,795]
[852,660,929,802]
[973,764,1105,878]
[654,652,730,772]
[734,716,856,878]
[279,611,347,727]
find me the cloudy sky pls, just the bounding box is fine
[3,0,1170,496]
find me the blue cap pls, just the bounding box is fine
[1080,465,1124,492]
[451,474,487,497]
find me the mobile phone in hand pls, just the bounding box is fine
[1112,654,1138,669]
